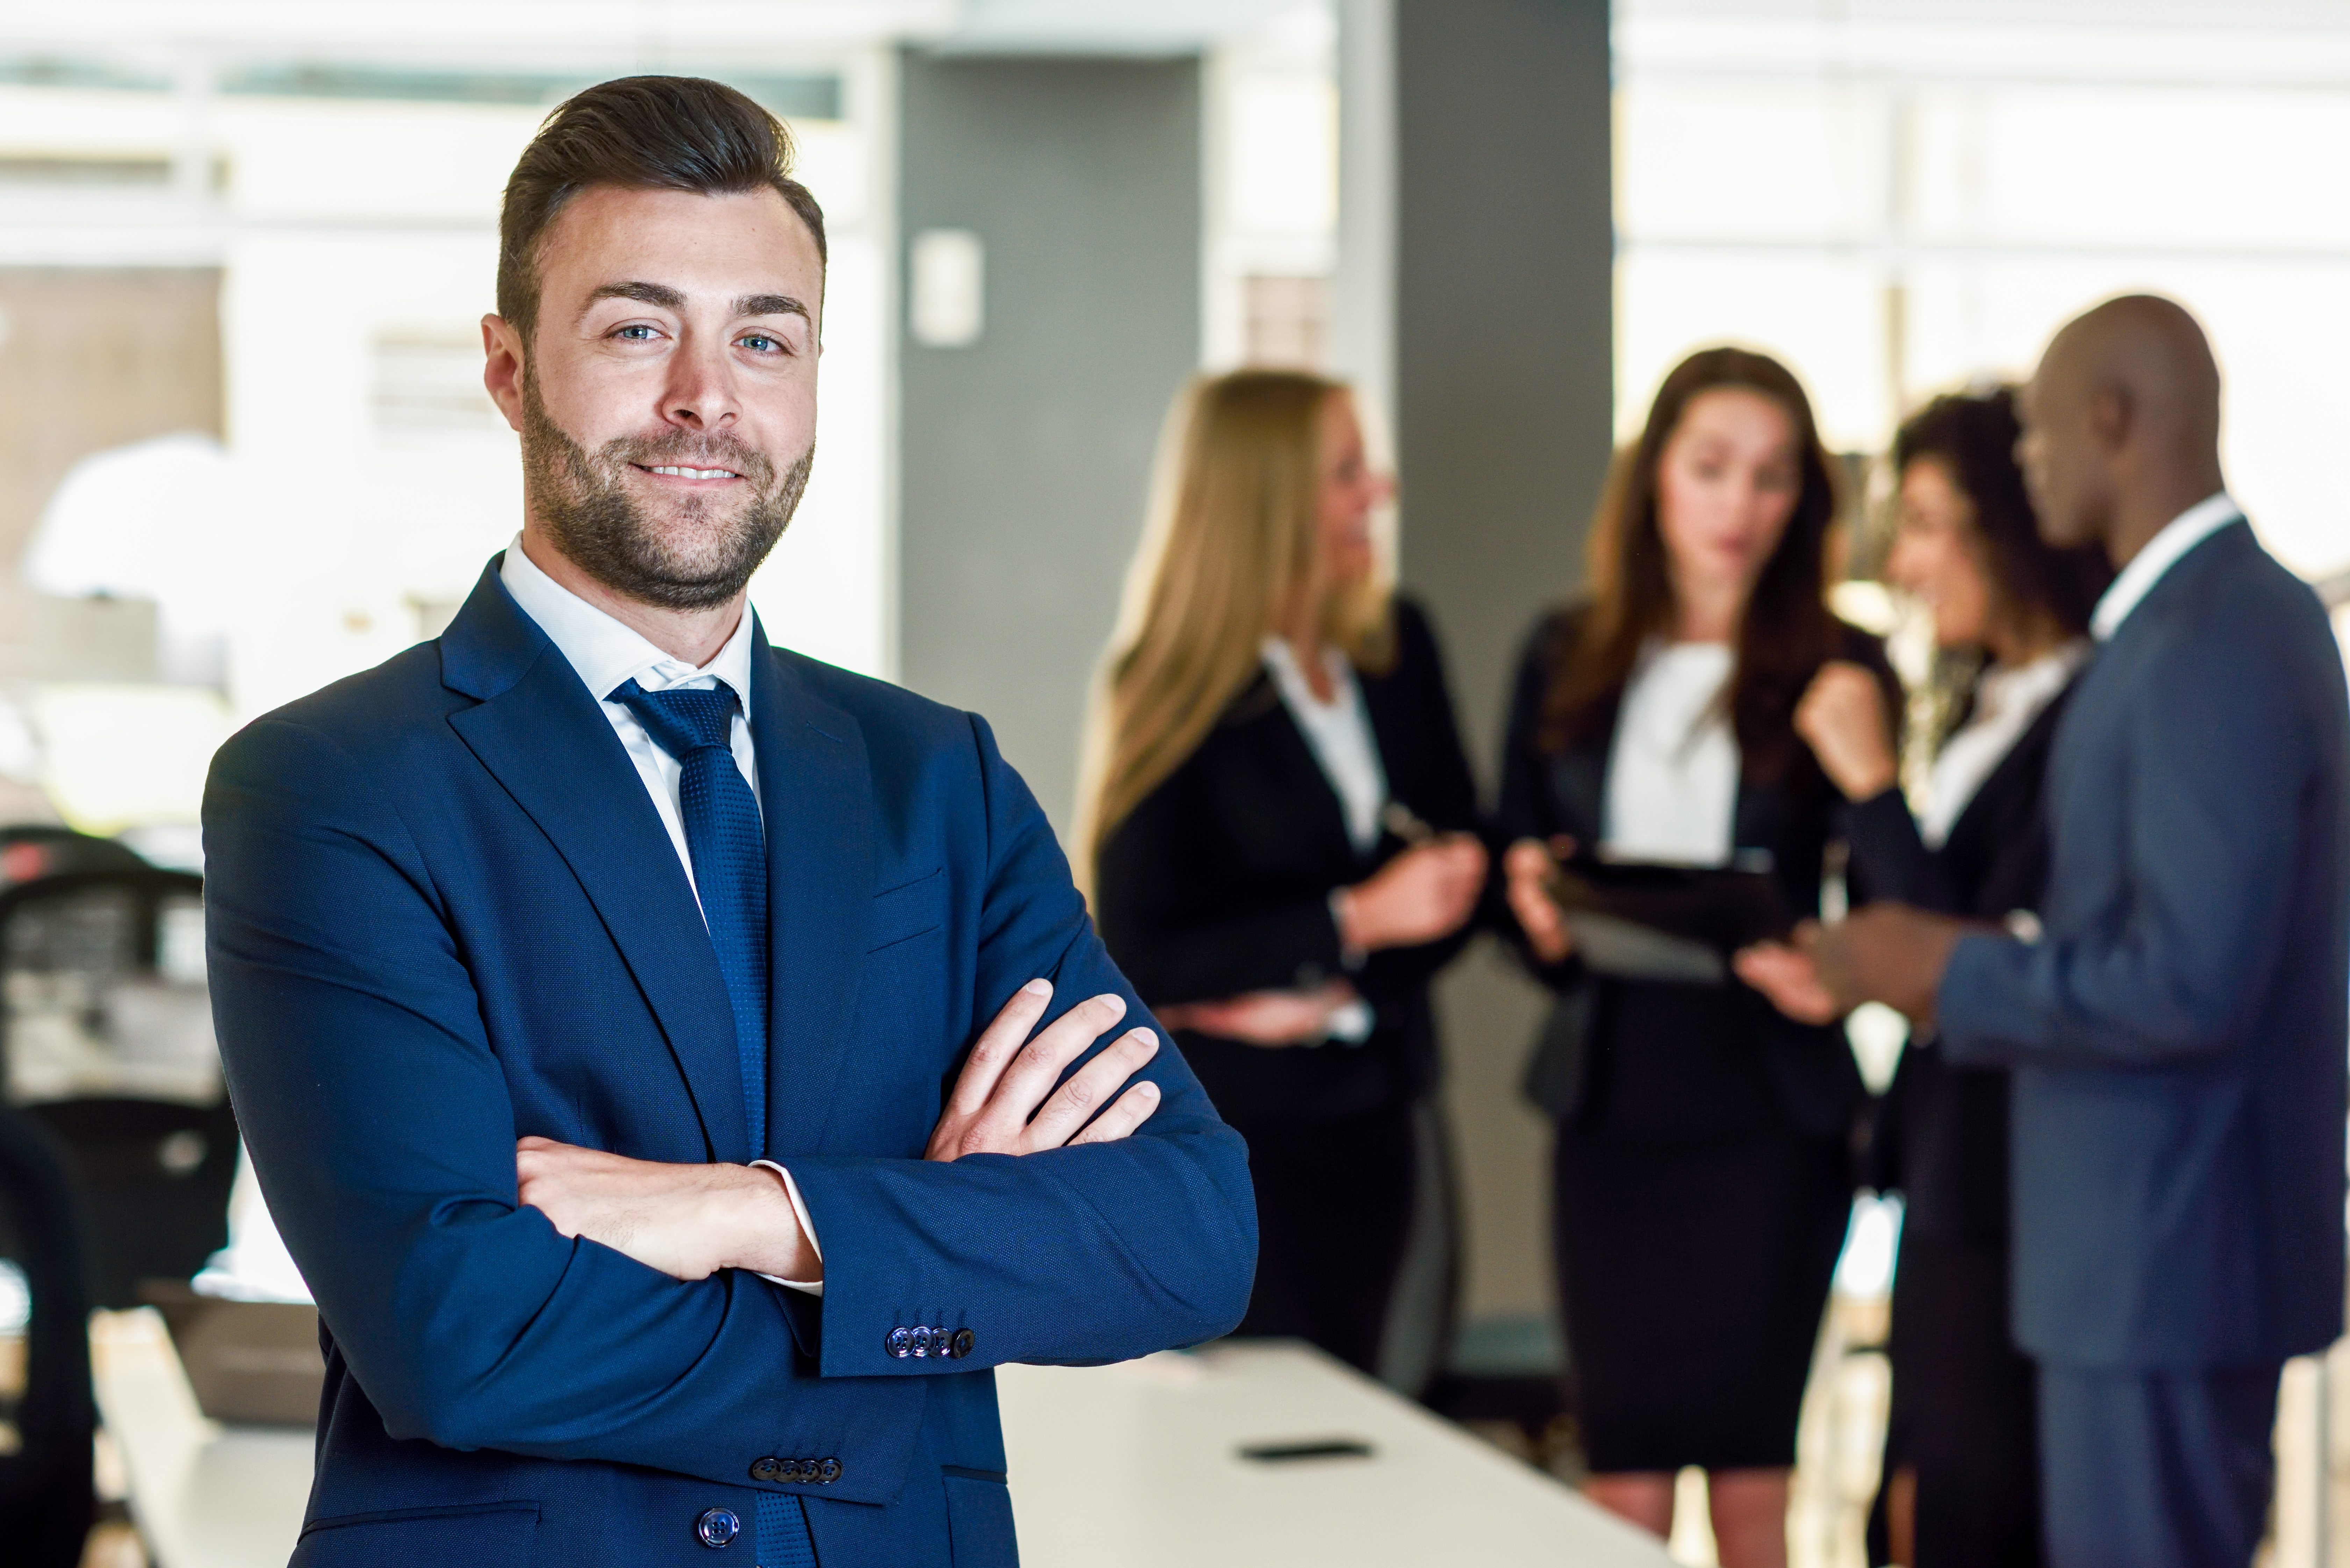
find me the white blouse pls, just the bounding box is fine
[1917,640,2090,849]
[1602,641,1740,866]
[1262,637,1389,855]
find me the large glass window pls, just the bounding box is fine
[1616,2,2350,578]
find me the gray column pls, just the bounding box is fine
[895,53,1202,834]
[1391,0,1616,1365]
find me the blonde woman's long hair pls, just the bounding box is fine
[1074,369,1396,896]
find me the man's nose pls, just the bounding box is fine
[662,334,740,431]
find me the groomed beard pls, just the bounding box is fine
[521,373,814,611]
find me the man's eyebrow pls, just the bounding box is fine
[581,280,686,316]
[734,293,811,321]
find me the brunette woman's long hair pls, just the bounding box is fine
[1541,346,1841,782]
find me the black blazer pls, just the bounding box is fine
[1095,598,1480,1123]
[1495,606,1887,1142]
[1853,667,2077,1245]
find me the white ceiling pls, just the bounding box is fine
[0,0,1327,64]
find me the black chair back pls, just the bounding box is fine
[0,868,234,1309]
[0,1103,95,1568]
[0,826,147,891]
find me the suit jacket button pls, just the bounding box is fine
[910,1326,932,1358]
[886,1326,913,1358]
[788,1458,814,1482]
[749,1456,781,1482]
[818,1458,843,1484]
[696,1508,742,1548]
[951,1328,975,1358]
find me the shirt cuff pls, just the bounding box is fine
[1328,889,1367,972]
[747,1159,824,1297]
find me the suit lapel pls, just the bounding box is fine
[1260,699,1361,868]
[1545,707,1614,844]
[440,562,750,1162]
[750,623,874,1156]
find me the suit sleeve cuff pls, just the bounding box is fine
[749,1160,824,1297]
[1936,931,2019,1067]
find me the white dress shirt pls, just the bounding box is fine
[1262,636,1388,854]
[1917,640,2090,850]
[1260,637,1381,1044]
[500,536,823,1294]
[2089,491,2241,642]
[1603,641,1740,866]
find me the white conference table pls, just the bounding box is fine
[91,1310,1670,1568]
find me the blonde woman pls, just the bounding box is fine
[1080,370,1485,1378]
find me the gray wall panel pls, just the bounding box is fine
[897,53,1202,834]
[1393,0,1615,1344]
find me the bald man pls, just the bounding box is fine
[1765,297,2350,1566]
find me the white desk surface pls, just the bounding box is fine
[89,1309,313,1568]
[91,1313,1669,1568]
[997,1344,1673,1568]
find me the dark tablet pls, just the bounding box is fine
[1543,856,1793,984]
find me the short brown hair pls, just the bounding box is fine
[497,75,828,342]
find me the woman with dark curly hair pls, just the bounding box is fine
[1743,384,2111,1566]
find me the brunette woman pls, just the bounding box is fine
[1742,386,2110,1567]
[1082,370,1485,1382]
[1497,347,1892,1566]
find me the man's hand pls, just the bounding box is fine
[1732,940,1842,1024]
[1794,904,1978,1024]
[515,1139,817,1283]
[926,979,1163,1161]
[1157,980,1359,1048]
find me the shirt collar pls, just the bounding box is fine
[499,533,757,711]
[2089,491,2241,642]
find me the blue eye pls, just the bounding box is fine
[740,333,781,353]
[615,324,656,340]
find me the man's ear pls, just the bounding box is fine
[2086,383,2131,455]
[482,314,528,434]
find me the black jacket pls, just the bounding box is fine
[1095,599,1480,1122]
[1851,669,2078,1244]
[1495,605,1888,1143]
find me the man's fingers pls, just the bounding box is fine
[1022,1027,1159,1151]
[974,992,1126,1139]
[1068,1079,1163,1147]
[947,978,1055,1117]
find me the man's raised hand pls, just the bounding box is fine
[926,979,1162,1161]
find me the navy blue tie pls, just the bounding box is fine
[610,679,770,1157]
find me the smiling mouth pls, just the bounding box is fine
[636,463,744,481]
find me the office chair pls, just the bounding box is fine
[0,868,236,1309]
[0,825,148,890]
[0,1103,95,1568]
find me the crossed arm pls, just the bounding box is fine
[516,981,1166,1281]
[204,711,1255,1495]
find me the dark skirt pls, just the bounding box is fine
[1885,1230,2042,1567]
[1553,1124,1851,1473]
[1220,1097,1417,1377]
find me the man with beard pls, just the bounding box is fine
[202,77,1254,1567]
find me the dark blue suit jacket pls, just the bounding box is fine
[1940,520,2350,1369]
[203,560,1256,1566]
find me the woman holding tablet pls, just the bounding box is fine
[1496,347,1893,1566]
[1083,369,1485,1382]
[1742,386,2109,1567]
